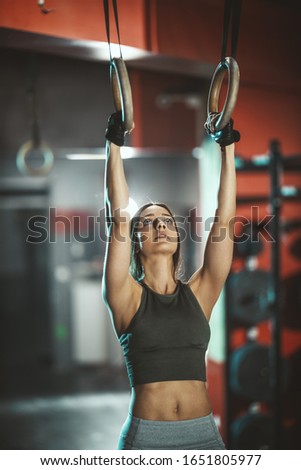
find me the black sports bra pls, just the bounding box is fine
[119,280,211,387]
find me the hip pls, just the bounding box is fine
[118,411,226,450]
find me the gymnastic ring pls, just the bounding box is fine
[110,57,134,132]
[207,57,240,131]
[16,140,54,176]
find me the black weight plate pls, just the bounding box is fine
[231,413,273,449]
[227,270,272,325]
[230,343,290,402]
[230,343,271,402]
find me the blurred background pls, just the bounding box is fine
[0,0,301,450]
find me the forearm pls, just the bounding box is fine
[215,143,236,224]
[105,141,130,222]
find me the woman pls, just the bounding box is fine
[102,111,239,450]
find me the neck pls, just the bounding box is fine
[141,256,176,294]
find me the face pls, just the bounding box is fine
[135,205,178,255]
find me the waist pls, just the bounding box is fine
[128,411,214,426]
[130,380,212,421]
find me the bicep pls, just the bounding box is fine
[202,220,234,289]
[103,221,131,282]
[189,221,234,315]
[102,221,138,322]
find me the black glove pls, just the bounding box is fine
[204,113,240,147]
[105,111,125,146]
[212,118,240,147]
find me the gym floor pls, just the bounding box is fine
[0,364,131,450]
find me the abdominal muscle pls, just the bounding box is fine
[129,380,212,421]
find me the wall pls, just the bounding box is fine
[0,0,147,49]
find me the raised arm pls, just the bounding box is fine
[102,113,141,337]
[189,118,239,319]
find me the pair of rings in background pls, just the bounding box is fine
[16,57,133,177]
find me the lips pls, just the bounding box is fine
[155,233,168,240]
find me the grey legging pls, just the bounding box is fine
[118,412,226,450]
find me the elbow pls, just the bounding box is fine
[106,204,131,227]
[215,210,236,227]
[107,188,130,208]
[106,194,131,224]
[101,277,107,302]
[101,281,111,312]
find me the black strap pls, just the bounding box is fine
[221,0,242,63]
[103,0,123,60]
[27,54,41,147]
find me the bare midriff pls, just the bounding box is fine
[129,380,212,421]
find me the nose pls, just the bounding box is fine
[153,217,166,230]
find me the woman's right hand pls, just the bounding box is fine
[105,112,135,146]
[105,111,126,146]
[204,112,240,147]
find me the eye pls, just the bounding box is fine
[165,217,174,225]
[142,218,152,226]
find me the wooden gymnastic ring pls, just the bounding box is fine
[16,140,54,176]
[207,57,240,131]
[110,57,134,132]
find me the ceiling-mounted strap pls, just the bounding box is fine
[103,0,123,60]
[27,54,41,148]
[103,0,134,131]
[206,0,242,131]
[221,0,242,63]
[16,54,54,177]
